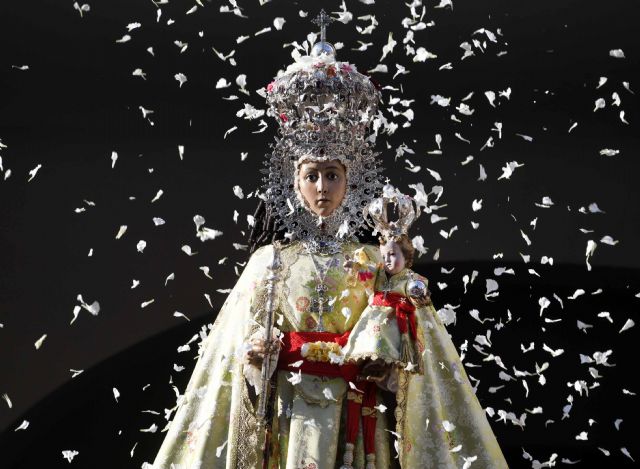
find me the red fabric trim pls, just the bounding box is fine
[361,381,378,456]
[345,396,361,444]
[372,291,417,339]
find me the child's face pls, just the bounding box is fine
[380,240,405,275]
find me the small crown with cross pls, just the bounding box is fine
[363,184,422,242]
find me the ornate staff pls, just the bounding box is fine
[256,242,282,424]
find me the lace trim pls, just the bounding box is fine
[263,132,383,244]
[229,366,261,468]
[343,351,404,367]
[394,370,411,464]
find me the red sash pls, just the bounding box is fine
[372,291,417,339]
[276,331,359,382]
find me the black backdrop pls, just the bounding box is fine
[0,0,638,467]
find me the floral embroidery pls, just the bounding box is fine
[404,440,412,453]
[445,431,456,449]
[296,296,310,313]
[184,430,199,453]
[300,461,317,469]
[305,315,317,330]
[371,324,381,337]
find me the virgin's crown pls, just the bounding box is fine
[265,11,380,161]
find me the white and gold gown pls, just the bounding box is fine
[152,241,509,469]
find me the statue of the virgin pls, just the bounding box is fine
[152,11,509,469]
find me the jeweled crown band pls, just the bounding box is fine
[266,62,380,136]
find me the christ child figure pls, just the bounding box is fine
[342,234,430,373]
[341,184,432,378]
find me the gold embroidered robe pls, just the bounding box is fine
[151,241,509,469]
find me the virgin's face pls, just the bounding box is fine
[380,240,405,275]
[297,160,347,218]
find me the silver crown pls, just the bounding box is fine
[265,9,380,161]
[363,184,421,241]
[265,55,380,165]
[262,10,384,246]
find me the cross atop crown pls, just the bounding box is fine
[311,9,335,44]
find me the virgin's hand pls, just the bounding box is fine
[357,359,391,383]
[245,337,280,368]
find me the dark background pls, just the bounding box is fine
[0,0,638,467]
